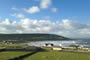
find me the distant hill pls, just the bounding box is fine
[0,33,70,41]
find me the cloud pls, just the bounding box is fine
[51,8,57,12]
[40,0,52,8]
[0,18,90,39]
[11,7,18,10]
[23,6,40,14]
[11,13,25,19]
[34,0,40,1]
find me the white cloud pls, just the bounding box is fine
[11,7,18,10]
[23,6,40,14]
[11,13,24,19]
[0,18,90,39]
[34,0,40,1]
[40,0,52,8]
[52,8,57,12]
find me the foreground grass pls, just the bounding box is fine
[24,51,90,60]
[0,51,30,60]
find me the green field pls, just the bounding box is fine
[0,44,28,48]
[24,51,90,60]
[0,51,30,60]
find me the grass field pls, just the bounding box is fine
[0,44,28,48]
[0,51,30,60]
[24,51,90,60]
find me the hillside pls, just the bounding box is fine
[0,33,69,41]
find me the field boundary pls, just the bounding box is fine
[0,49,6,52]
[8,50,39,60]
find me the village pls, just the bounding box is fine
[0,39,90,60]
[0,40,90,53]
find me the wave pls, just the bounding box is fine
[26,40,90,47]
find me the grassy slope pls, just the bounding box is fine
[0,34,69,40]
[24,51,90,60]
[0,51,30,60]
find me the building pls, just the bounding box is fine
[68,45,80,49]
[52,46,62,51]
[43,43,54,47]
[79,46,90,51]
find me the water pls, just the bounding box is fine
[77,39,90,45]
[26,40,90,47]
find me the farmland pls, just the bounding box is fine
[24,51,90,60]
[0,42,90,60]
[0,44,28,48]
[0,47,90,60]
[0,51,30,60]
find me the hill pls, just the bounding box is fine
[0,33,70,41]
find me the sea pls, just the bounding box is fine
[26,39,90,47]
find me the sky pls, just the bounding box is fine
[0,0,90,39]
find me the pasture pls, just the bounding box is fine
[24,51,90,60]
[0,51,30,60]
